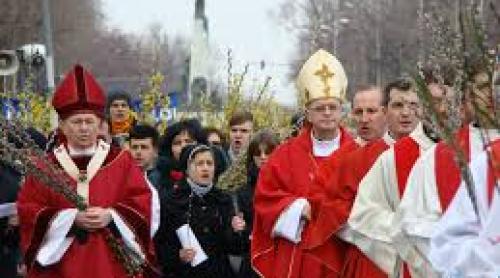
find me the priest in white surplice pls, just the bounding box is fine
[343,80,448,278]
[428,139,500,277]
[392,66,500,277]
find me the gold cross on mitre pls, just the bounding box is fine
[314,64,334,96]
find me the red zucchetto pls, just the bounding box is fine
[51,64,106,119]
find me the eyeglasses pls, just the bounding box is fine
[308,104,340,113]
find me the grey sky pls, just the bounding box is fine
[103,0,298,106]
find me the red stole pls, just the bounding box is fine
[393,137,422,278]
[487,140,500,206]
[435,126,471,210]
[393,137,421,197]
[251,126,354,278]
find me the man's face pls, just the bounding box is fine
[130,138,157,170]
[468,72,495,125]
[306,97,343,134]
[351,89,387,142]
[229,121,253,154]
[386,89,421,139]
[424,83,454,125]
[60,113,101,149]
[171,131,195,161]
[109,99,130,122]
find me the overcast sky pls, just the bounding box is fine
[103,0,298,106]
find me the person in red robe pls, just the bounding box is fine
[305,80,423,278]
[251,49,355,278]
[17,64,157,278]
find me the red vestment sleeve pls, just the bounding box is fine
[252,152,299,235]
[17,174,71,268]
[251,144,301,277]
[112,152,154,259]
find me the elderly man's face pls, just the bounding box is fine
[60,113,101,149]
[306,97,343,134]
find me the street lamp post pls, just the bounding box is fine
[42,0,57,127]
[334,17,351,56]
[41,0,55,93]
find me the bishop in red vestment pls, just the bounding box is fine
[17,65,156,278]
[251,49,355,278]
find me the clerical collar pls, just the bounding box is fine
[410,122,436,151]
[67,143,97,157]
[422,124,441,143]
[356,131,396,147]
[311,130,340,157]
[355,137,367,147]
[470,124,500,141]
[382,131,396,145]
[471,122,498,131]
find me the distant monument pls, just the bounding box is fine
[188,0,212,106]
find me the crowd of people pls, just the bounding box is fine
[0,47,498,278]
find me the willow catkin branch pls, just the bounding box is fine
[256,76,272,104]
[413,74,481,220]
[217,150,248,192]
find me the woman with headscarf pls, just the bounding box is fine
[155,144,244,277]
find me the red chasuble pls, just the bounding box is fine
[17,146,155,278]
[251,126,354,278]
[306,138,390,278]
[434,126,471,210]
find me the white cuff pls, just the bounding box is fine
[145,176,161,238]
[36,208,78,266]
[109,209,145,259]
[272,198,309,244]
